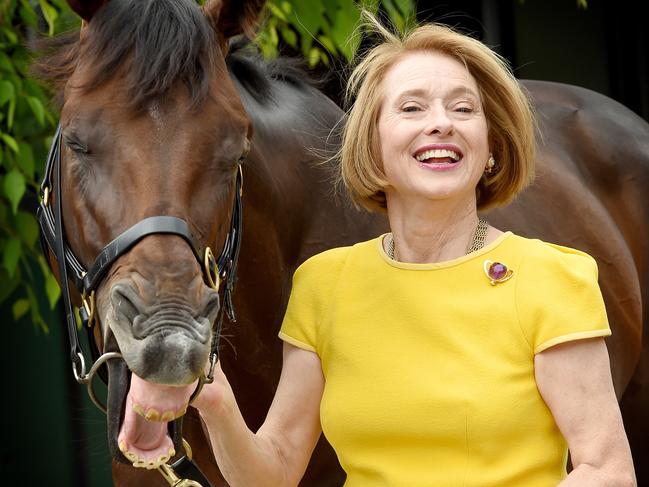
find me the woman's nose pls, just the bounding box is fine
[423,106,453,136]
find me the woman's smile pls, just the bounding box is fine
[414,144,463,171]
[377,50,489,206]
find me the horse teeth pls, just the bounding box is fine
[175,406,188,419]
[145,408,160,421]
[161,410,175,422]
[132,402,145,417]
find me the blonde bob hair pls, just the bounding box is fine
[339,14,536,213]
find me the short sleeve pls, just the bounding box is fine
[279,247,349,354]
[516,242,611,354]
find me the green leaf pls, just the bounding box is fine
[19,2,39,27]
[15,142,34,178]
[3,169,26,213]
[1,133,19,153]
[393,0,414,17]
[15,211,39,248]
[1,27,19,45]
[280,1,292,15]
[318,35,336,54]
[0,81,15,107]
[268,24,279,48]
[38,0,59,36]
[281,27,298,48]
[381,0,405,32]
[7,96,16,129]
[27,286,49,333]
[267,1,288,22]
[26,97,46,126]
[0,52,14,73]
[0,269,20,305]
[330,0,361,61]
[291,1,325,37]
[308,47,321,67]
[12,298,30,320]
[45,268,60,309]
[3,237,22,277]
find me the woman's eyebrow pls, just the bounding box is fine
[392,85,479,105]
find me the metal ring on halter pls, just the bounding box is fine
[238,164,243,196]
[187,351,218,405]
[76,352,123,414]
[72,351,88,383]
[43,186,50,206]
[203,247,220,291]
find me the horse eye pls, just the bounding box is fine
[64,136,89,154]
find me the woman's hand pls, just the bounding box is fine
[192,360,232,421]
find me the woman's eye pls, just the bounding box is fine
[455,106,473,113]
[402,105,421,113]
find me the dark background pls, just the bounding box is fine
[2,0,647,486]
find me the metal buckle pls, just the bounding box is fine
[203,247,220,291]
[158,464,203,487]
[238,164,243,196]
[81,290,96,328]
[42,186,50,206]
[158,439,202,487]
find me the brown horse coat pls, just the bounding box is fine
[35,0,648,485]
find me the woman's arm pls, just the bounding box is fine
[193,342,324,487]
[535,338,636,486]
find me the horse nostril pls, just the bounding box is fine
[111,284,142,324]
[201,293,220,323]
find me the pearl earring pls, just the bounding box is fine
[485,154,495,174]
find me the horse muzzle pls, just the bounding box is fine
[108,279,218,384]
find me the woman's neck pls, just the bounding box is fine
[386,194,484,264]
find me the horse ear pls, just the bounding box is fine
[67,0,109,21]
[203,0,266,42]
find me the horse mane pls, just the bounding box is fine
[225,39,319,105]
[32,0,215,110]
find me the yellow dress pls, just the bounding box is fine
[279,232,611,487]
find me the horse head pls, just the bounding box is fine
[39,0,264,469]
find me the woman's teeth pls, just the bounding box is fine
[415,149,460,162]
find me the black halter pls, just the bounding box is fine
[37,124,243,379]
[36,124,244,484]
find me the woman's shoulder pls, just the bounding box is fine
[508,234,599,281]
[296,237,380,273]
[297,245,352,273]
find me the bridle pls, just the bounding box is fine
[37,123,247,486]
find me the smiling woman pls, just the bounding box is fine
[193,12,638,487]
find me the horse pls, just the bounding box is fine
[32,0,649,485]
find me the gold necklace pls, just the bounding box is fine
[386,219,489,260]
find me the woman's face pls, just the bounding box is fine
[377,50,490,208]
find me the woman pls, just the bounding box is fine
[194,17,636,486]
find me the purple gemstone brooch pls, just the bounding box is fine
[484,260,514,285]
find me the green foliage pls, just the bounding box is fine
[256,0,415,66]
[0,0,76,332]
[1,0,416,334]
